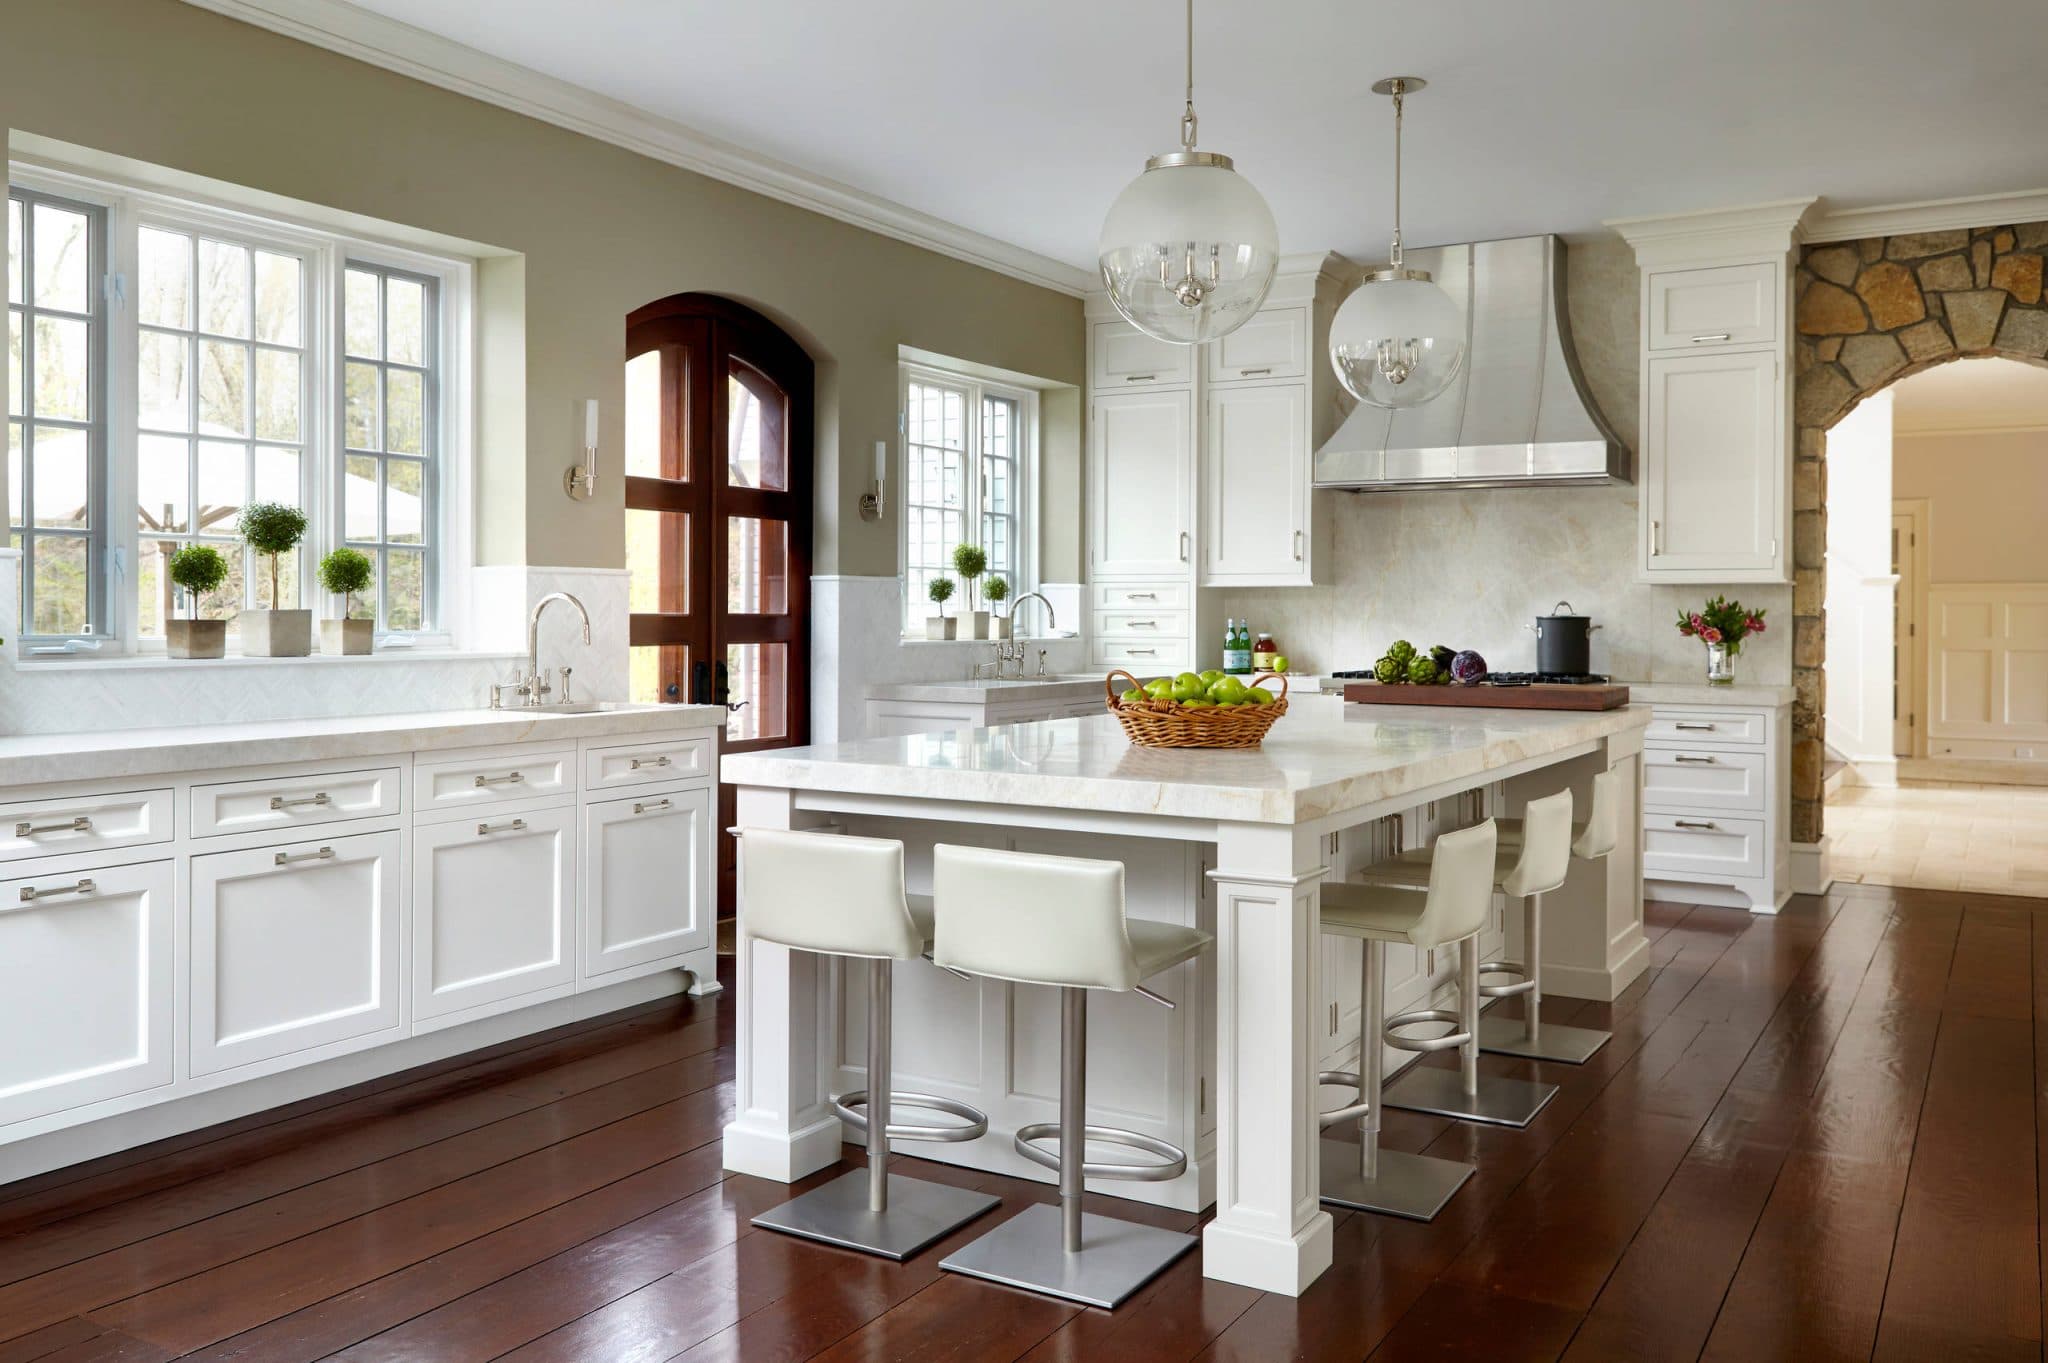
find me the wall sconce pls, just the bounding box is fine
[859,438,886,521]
[565,398,598,500]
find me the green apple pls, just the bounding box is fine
[1199,669,1227,684]
[1266,655,1290,674]
[1120,688,1145,705]
[1170,674,1208,702]
[1143,677,1174,699]
[1181,698,1215,709]
[1207,676,1249,705]
[1243,686,1272,705]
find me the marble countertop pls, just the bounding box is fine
[725,692,1646,825]
[0,703,726,787]
[866,675,1106,704]
[1618,681,1795,706]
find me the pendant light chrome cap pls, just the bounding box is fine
[1098,155,1279,346]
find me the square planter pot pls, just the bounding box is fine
[241,608,312,657]
[322,619,374,655]
[989,614,1011,640]
[965,610,991,640]
[167,619,227,659]
[925,616,958,641]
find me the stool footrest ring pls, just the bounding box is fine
[1385,1007,1472,1054]
[1013,1122,1188,1183]
[1316,1069,1371,1128]
[833,1090,989,1144]
[1478,959,1534,999]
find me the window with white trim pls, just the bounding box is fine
[899,362,1035,633]
[5,162,469,653]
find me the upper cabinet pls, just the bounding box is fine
[1091,319,1195,390]
[1203,307,1308,384]
[1201,384,1311,584]
[1089,388,1193,579]
[1611,200,1809,585]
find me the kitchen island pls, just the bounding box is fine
[722,693,1649,1296]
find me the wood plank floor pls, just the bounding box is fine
[2,882,2041,1361]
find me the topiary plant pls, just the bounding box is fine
[951,543,987,611]
[926,575,955,617]
[318,547,375,620]
[984,575,1009,605]
[168,544,229,618]
[238,501,308,609]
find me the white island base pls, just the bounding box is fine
[723,696,1648,1296]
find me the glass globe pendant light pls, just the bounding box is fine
[1097,0,1279,346]
[1329,77,1468,408]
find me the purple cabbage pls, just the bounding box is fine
[1450,649,1488,685]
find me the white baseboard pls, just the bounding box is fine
[1791,838,1833,896]
[1845,757,1897,788]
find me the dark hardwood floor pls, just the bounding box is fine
[2,882,2041,1361]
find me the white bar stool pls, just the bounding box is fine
[930,843,1212,1310]
[1359,792,1571,1129]
[1316,819,1496,1220]
[740,828,1001,1260]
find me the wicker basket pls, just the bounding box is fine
[1104,669,1289,749]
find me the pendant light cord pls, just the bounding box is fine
[1389,78,1405,270]
[1179,0,1199,151]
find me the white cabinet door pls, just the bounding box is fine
[1647,262,1778,351]
[1089,389,1192,578]
[1200,383,1310,585]
[580,788,711,984]
[1091,319,1194,390]
[413,807,575,1023]
[0,860,174,1126]
[1204,308,1308,384]
[1642,350,1784,581]
[191,831,402,1077]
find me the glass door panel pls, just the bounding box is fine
[723,642,788,743]
[726,516,788,615]
[726,360,788,490]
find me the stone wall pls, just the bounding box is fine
[1792,222,2048,842]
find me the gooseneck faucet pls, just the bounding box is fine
[519,591,591,706]
[1008,592,1056,637]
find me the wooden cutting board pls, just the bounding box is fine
[1343,681,1632,711]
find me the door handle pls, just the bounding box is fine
[713,660,730,706]
[1294,530,1304,561]
[19,877,95,903]
[15,815,90,838]
[1650,520,1661,556]
[1179,531,1190,562]
[692,660,711,706]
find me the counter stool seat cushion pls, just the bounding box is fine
[1354,846,1526,892]
[1319,880,1435,944]
[1128,919,1214,979]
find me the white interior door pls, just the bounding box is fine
[413,807,575,1022]
[581,787,711,984]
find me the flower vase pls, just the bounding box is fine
[1705,641,1734,686]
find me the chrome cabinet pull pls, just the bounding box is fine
[1673,754,1718,764]
[1674,722,1717,732]
[1126,647,1157,656]
[1127,619,1159,628]
[1179,531,1190,562]
[269,792,332,811]
[1123,373,1156,383]
[19,877,95,904]
[633,799,673,816]
[1294,530,1304,561]
[477,818,528,836]
[1127,592,1157,601]
[273,846,335,867]
[1239,367,1272,377]
[1690,332,1732,343]
[628,755,671,770]
[1650,520,1661,556]
[1674,819,1719,831]
[15,815,90,838]
[473,771,526,788]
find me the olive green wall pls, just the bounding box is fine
[2,0,1085,575]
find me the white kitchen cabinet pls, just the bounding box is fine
[1639,698,1790,913]
[581,787,712,984]
[1090,319,1194,390]
[1640,350,1785,581]
[413,806,576,1025]
[1200,383,1312,585]
[1647,262,1779,351]
[1089,389,1193,579]
[1204,307,1308,384]
[0,788,173,865]
[191,831,402,1076]
[0,860,174,1126]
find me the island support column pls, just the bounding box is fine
[1202,822,1335,1296]
[722,785,844,1182]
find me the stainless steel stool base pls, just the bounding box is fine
[939,1202,1195,1309]
[1317,1137,1473,1221]
[1478,1014,1611,1065]
[1383,1063,1559,1128]
[751,1170,999,1261]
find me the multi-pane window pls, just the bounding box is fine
[341,264,436,633]
[133,224,308,634]
[900,364,1033,631]
[7,189,106,640]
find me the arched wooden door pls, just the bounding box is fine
[625,295,812,917]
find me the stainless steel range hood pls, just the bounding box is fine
[1314,234,1630,490]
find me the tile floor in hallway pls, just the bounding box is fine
[1828,779,2048,897]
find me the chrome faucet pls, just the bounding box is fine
[516,592,591,706]
[1008,592,1056,638]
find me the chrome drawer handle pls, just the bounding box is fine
[1674,722,1716,732]
[628,755,671,770]
[1673,755,1718,764]
[20,877,95,903]
[274,846,335,867]
[1674,820,1719,831]
[633,799,672,816]
[1128,619,1159,628]
[269,792,332,811]
[473,772,526,788]
[1126,647,1157,656]
[1690,332,1732,343]
[1123,373,1157,383]
[1126,592,1157,602]
[1239,367,1272,376]
[478,818,528,836]
[16,815,90,838]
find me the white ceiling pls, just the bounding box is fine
[1893,358,2048,434]
[330,0,2048,271]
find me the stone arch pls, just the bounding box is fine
[1791,222,2048,843]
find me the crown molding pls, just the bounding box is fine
[177,0,1096,296]
[1604,198,1818,268]
[1894,420,2048,439]
[1804,189,2048,243]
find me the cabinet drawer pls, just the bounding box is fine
[1092,582,1188,611]
[192,767,402,838]
[1093,639,1188,676]
[414,747,575,813]
[1644,813,1766,879]
[581,788,712,984]
[1647,262,1778,350]
[1643,747,1767,813]
[1204,308,1307,383]
[1645,707,1769,746]
[1094,609,1189,638]
[0,789,172,865]
[1091,319,1194,389]
[413,805,575,1023]
[584,735,714,791]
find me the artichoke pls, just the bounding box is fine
[1386,640,1417,665]
[1407,655,1441,685]
[1373,655,1405,684]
